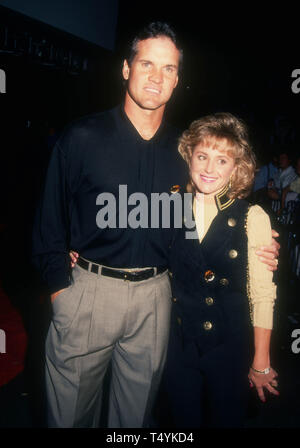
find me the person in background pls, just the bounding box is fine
[268,151,297,202]
[251,152,279,215]
[280,155,300,211]
[253,152,279,195]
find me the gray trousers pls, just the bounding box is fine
[45,263,172,428]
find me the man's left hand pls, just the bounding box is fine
[255,230,280,271]
[70,250,79,268]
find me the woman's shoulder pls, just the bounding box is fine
[247,204,270,221]
[226,198,250,218]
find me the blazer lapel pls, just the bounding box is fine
[198,185,236,264]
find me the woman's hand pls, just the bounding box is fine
[248,367,279,402]
[70,250,79,268]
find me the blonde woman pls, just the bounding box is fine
[164,113,279,428]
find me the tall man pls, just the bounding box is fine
[33,22,278,428]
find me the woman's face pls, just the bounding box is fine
[190,139,236,196]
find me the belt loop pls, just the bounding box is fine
[95,263,101,275]
[153,267,157,276]
[88,261,92,273]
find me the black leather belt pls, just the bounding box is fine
[77,258,167,282]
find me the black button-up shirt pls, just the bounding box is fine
[32,105,188,293]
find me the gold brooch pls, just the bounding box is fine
[170,185,180,194]
[204,270,215,282]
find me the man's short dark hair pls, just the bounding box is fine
[125,21,183,71]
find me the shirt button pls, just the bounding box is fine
[228,249,238,259]
[204,270,215,282]
[203,321,213,331]
[227,218,237,227]
[172,297,177,303]
[220,278,229,286]
[205,297,214,306]
[177,317,182,325]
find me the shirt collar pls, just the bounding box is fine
[115,103,167,143]
[214,184,235,211]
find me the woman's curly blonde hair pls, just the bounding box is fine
[178,112,256,199]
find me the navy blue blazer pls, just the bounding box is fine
[168,185,253,356]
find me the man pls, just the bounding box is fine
[33,22,278,428]
[268,151,297,214]
[252,153,279,196]
[289,156,300,194]
[251,153,279,215]
[268,151,297,200]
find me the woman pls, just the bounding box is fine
[163,112,279,428]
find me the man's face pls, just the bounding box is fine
[122,37,180,112]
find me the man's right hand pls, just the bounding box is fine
[51,289,67,303]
